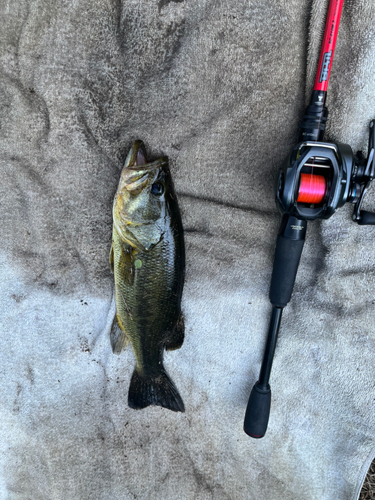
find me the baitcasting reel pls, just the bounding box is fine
[277,119,375,225]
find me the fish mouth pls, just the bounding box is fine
[122,141,168,192]
[125,140,148,169]
[125,140,167,171]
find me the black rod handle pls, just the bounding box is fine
[244,215,307,438]
[244,382,271,438]
[244,306,282,438]
[269,215,307,308]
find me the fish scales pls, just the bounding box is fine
[113,226,183,370]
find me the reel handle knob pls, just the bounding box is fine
[357,210,375,225]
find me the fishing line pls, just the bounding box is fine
[297,173,327,204]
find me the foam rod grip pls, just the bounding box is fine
[358,210,375,225]
[243,382,271,438]
[269,216,307,308]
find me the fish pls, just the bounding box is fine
[110,140,185,412]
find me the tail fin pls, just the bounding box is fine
[128,367,185,413]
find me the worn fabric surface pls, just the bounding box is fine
[1,0,375,499]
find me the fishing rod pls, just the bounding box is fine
[244,0,375,438]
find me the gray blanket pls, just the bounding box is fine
[1,0,375,499]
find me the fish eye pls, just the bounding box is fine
[150,182,164,196]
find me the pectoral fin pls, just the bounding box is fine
[117,244,136,286]
[112,228,136,285]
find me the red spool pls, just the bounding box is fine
[297,173,327,204]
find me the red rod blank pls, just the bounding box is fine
[313,0,344,92]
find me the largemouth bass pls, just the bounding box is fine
[110,140,185,412]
